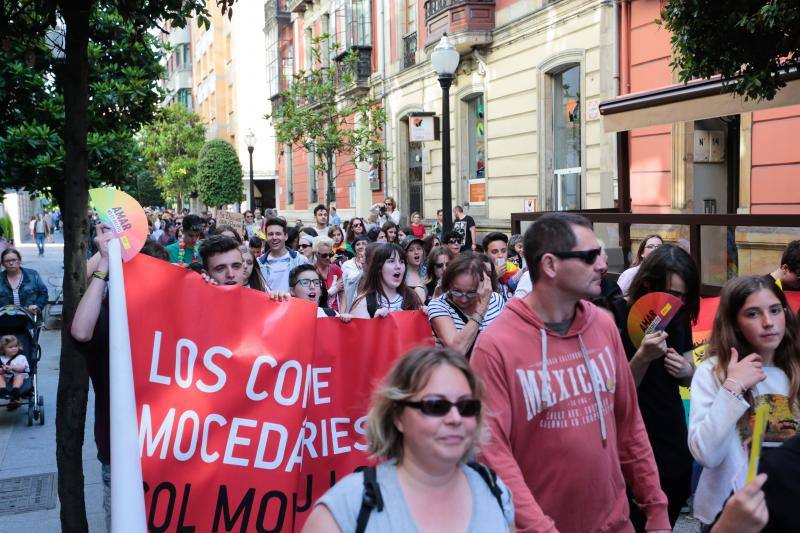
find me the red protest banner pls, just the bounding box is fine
[121,254,433,531]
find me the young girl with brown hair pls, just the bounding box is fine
[689,275,800,526]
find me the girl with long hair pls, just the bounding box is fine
[689,275,800,526]
[617,234,663,295]
[381,221,399,244]
[350,243,422,318]
[424,245,455,303]
[345,217,367,244]
[239,245,266,292]
[619,244,700,528]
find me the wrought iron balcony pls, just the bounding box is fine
[403,32,417,69]
[424,0,495,52]
[335,45,372,96]
[266,0,291,23]
[287,0,311,14]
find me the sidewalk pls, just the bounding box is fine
[0,241,107,532]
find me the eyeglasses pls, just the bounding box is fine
[318,253,331,259]
[550,248,603,265]
[448,239,461,245]
[435,262,448,269]
[2,259,19,265]
[351,223,363,228]
[450,289,478,299]
[399,398,481,417]
[298,244,312,249]
[293,278,322,288]
[644,243,661,250]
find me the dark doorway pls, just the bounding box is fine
[408,141,423,218]
[254,180,276,210]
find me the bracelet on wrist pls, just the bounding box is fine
[724,377,746,394]
[92,270,109,282]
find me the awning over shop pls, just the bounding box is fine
[599,72,800,132]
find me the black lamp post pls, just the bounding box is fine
[245,129,256,211]
[431,34,460,234]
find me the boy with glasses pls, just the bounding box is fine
[470,212,670,533]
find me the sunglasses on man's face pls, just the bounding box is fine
[399,398,481,417]
[549,248,603,265]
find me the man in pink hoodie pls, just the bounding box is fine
[471,212,670,533]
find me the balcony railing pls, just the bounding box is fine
[511,210,800,296]
[424,0,495,51]
[335,45,372,96]
[403,33,417,69]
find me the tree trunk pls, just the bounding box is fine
[56,3,92,532]
[325,150,335,212]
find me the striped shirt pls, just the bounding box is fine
[427,292,506,335]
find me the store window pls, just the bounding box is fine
[308,150,318,204]
[286,145,294,205]
[466,94,486,205]
[551,64,581,210]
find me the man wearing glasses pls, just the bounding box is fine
[470,212,670,533]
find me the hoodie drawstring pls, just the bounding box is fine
[540,329,551,408]
[578,334,607,447]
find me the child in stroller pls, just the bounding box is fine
[0,334,29,409]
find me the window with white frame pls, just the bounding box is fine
[551,64,581,211]
[466,94,486,205]
[286,145,294,205]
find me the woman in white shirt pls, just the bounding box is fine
[617,234,663,295]
[371,196,401,226]
[689,275,800,525]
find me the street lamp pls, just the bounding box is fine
[431,33,460,234]
[245,129,256,212]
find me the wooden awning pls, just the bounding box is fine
[599,72,800,132]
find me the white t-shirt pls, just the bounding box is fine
[265,252,293,293]
[427,293,506,339]
[1,354,30,375]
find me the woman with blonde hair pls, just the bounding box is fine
[303,346,514,532]
[689,275,800,526]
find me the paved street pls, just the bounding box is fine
[0,237,106,532]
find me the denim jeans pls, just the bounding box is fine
[34,233,45,255]
[102,462,111,532]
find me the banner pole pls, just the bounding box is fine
[108,238,147,532]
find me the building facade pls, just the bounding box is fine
[160,23,194,110]
[271,0,619,228]
[613,0,800,283]
[191,4,278,210]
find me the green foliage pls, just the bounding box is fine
[660,0,800,100]
[196,138,243,208]
[267,35,387,208]
[0,5,170,204]
[139,104,206,207]
[0,214,12,241]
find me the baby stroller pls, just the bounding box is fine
[0,305,44,426]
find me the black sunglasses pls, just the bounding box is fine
[318,253,331,259]
[448,239,461,244]
[550,248,603,265]
[399,398,481,417]
[298,244,312,249]
[435,262,447,268]
[351,223,363,228]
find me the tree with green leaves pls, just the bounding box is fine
[660,0,800,100]
[196,138,244,208]
[267,35,387,210]
[139,103,206,209]
[0,2,218,530]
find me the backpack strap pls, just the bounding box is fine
[355,466,383,533]
[466,461,505,513]
[321,307,337,317]
[366,292,379,318]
